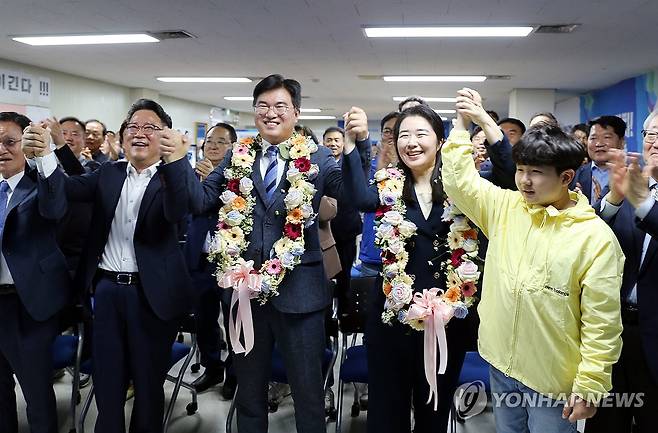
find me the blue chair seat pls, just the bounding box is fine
[339,345,367,383]
[457,351,491,393]
[170,342,191,367]
[52,335,79,370]
[271,347,334,383]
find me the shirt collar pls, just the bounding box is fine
[126,160,161,178]
[650,177,657,189]
[1,170,25,192]
[591,161,606,172]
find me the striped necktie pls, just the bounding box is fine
[0,181,9,237]
[263,146,279,202]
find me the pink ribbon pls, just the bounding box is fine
[218,260,263,355]
[405,288,454,410]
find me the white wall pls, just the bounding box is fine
[0,58,221,134]
[555,96,581,126]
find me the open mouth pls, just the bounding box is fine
[131,140,148,148]
[263,120,280,128]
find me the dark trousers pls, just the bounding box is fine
[192,262,231,372]
[334,238,357,306]
[0,294,59,433]
[92,277,178,433]
[585,321,658,433]
[233,302,326,433]
[366,285,467,433]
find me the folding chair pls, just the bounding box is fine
[52,319,85,433]
[335,275,374,433]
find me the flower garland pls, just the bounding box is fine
[373,166,482,329]
[208,132,319,304]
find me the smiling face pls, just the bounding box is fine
[643,115,658,169]
[85,121,104,153]
[253,87,299,145]
[0,121,25,179]
[323,131,344,159]
[587,124,624,166]
[515,164,573,206]
[500,122,524,146]
[396,115,439,176]
[203,126,232,166]
[124,110,163,170]
[61,120,85,157]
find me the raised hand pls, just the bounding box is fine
[195,158,214,180]
[41,117,66,149]
[160,128,189,163]
[342,107,368,155]
[624,153,651,208]
[604,148,627,205]
[22,124,52,158]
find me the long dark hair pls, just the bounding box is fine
[394,104,446,204]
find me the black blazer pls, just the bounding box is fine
[49,158,194,321]
[598,198,658,382]
[3,168,71,321]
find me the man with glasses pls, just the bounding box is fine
[185,123,238,397]
[0,111,70,433]
[24,99,194,433]
[179,74,370,433]
[571,115,627,204]
[587,110,658,433]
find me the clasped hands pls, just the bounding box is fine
[342,107,368,155]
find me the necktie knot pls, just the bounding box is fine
[266,146,279,158]
[0,181,9,194]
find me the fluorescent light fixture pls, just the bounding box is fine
[158,77,251,83]
[393,96,457,102]
[298,115,336,120]
[12,33,159,46]
[434,109,456,114]
[300,108,321,113]
[364,26,533,38]
[224,96,254,101]
[384,75,486,82]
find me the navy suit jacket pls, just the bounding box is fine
[571,163,609,204]
[184,213,218,273]
[48,158,194,321]
[598,199,658,382]
[3,168,71,321]
[182,140,370,314]
[480,134,516,190]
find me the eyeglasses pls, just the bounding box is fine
[382,128,394,137]
[253,104,291,117]
[125,123,163,137]
[205,139,231,147]
[642,129,658,143]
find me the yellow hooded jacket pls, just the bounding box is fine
[441,129,624,403]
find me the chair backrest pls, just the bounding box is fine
[338,276,376,334]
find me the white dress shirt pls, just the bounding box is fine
[599,178,657,304]
[0,171,25,285]
[98,161,161,272]
[259,140,286,190]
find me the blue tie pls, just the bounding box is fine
[0,181,9,236]
[263,146,279,202]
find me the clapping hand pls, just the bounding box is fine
[41,117,66,149]
[195,158,214,180]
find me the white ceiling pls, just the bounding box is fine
[0,0,657,119]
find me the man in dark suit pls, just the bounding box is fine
[25,99,194,433]
[587,111,658,433]
[180,75,370,433]
[570,115,626,204]
[0,111,70,433]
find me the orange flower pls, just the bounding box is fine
[378,180,387,189]
[383,283,392,296]
[240,137,254,146]
[292,135,307,146]
[287,208,304,224]
[443,287,462,303]
[463,229,478,240]
[232,196,247,210]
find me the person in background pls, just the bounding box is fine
[571,123,589,149]
[529,112,559,127]
[471,126,489,170]
[84,119,110,164]
[497,117,526,146]
[398,95,428,112]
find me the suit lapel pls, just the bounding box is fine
[6,174,35,215]
[104,163,128,225]
[640,237,658,277]
[581,165,593,203]
[251,152,268,205]
[136,171,161,229]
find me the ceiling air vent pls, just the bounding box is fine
[148,30,196,40]
[534,24,580,34]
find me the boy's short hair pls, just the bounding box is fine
[512,124,586,173]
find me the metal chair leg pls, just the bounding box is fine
[226,384,239,433]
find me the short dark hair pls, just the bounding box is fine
[498,117,527,134]
[512,124,586,174]
[252,74,302,110]
[486,110,500,123]
[59,116,85,132]
[380,111,400,132]
[118,120,128,145]
[571,123,589,135]
[85,119,107,136]
[394,104,445,203]
[208,122,237,143]
[125,99,172,128]
[398,96,428,112]
[588,115,626,139]
[0,112,31,130]
[470,126,484,141]
[323,126,344,139]
[530,112,559,127]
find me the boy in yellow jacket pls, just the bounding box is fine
[441,89,624,433]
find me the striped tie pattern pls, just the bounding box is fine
[263,146,279,202]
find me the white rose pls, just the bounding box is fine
[390,284,413,306]
[220,190,238,204]
[398,220,417,237]
[284,189,304,209]
[450,216,471,232]
[301,203,314,218]
[388,238,405,255]
[382,211,404,226]
[286,167,303,183]
[374,169,388,182]
[462,239,478,253]
[306,164,319,181]
[239,178,254,194]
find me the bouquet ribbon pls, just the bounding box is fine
[405,288,453,410]
[218,260,262,355]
